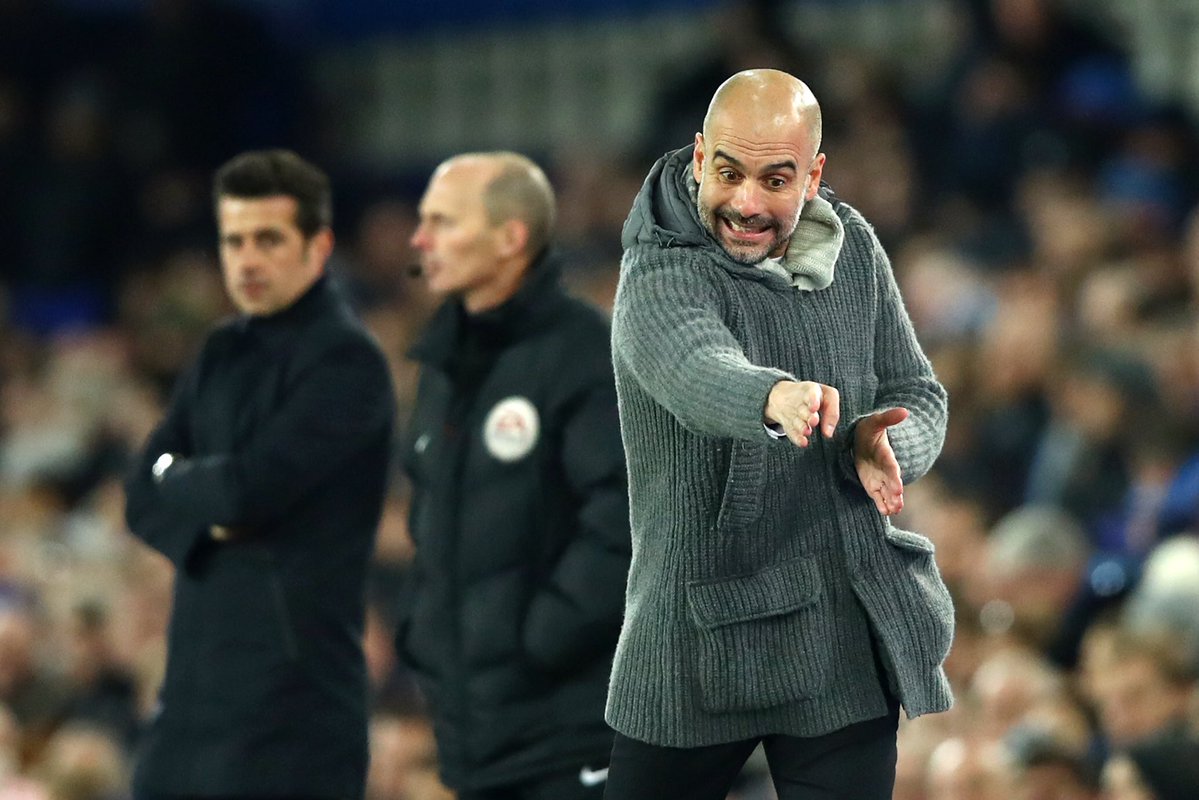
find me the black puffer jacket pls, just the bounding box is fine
[397,257,630,791]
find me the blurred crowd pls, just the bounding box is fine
[0,0,1197,798]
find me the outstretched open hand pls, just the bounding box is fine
[854,407,909,516]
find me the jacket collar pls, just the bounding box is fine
[238,274,341,340]
[409,251,564,367]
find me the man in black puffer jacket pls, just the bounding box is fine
[398,151,630,800]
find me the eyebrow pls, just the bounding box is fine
[712,149,798,175]
[221,226,285,242]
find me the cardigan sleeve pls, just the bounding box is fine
[611,246,794,441]
[846,225,948,485]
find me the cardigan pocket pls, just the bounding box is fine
[686,556,832,712]
[878,525,955,668]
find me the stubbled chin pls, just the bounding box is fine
[718,219,777,257]
[423,276,451,296]
[233,293,273,315]
[719,235,772,263]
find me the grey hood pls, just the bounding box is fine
[621,146,844,291]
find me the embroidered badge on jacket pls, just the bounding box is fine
[483,396,540,462]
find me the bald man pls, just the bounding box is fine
[605,70,953,799]
[398,152,631,799]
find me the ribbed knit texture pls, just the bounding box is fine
[776,193,843,291]
[607,148,954,747]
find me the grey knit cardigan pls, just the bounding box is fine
[606,147,954,747]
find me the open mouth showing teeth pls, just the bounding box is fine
[722,217,771,237]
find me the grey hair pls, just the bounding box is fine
[986,505,1090,576]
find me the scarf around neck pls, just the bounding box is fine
[766,192,844,291]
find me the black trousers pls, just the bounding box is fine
[456,763,609,800]
[602,706,900,800]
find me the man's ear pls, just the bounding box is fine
[495,218,529,260]
[806,153,827,201]
[308,228,335,270]
[692,132,705,183]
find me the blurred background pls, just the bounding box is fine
[1,0,1198,798]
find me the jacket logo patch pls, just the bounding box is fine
[483,396,540,462]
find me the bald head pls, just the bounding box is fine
[437,151,557,259]
[703,69,822,161]
[691,70,826,264]
[413,151,558,312]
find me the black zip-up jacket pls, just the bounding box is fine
[397,257,630,791]
[124,276,395,799]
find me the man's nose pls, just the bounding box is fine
[730,181,766,218]
[411,225,430,251]
[232,248,258,269]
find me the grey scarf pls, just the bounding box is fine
[760,193,844,291]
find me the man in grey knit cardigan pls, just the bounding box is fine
[603,69,954,799]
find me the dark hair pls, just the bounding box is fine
[213,149,332,237]
[1007,727,1100,789]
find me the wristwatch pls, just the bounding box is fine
[151,453,176,484]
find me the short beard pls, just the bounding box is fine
[696,194,804,266]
